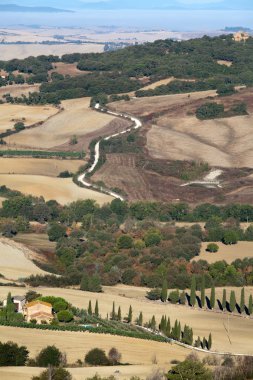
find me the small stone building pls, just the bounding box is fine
[233,31,249,42]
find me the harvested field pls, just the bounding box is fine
[109,90,217,117]
[0,238,47,280]
[49,62,87,77]
[0,103,58,132]
[217,60,233,67]
[13,233,56,256]
[0,84,39,100]
[0,44,104,60]
[0,158,83,176]
[0,326,188,365]
[193,241,253,264]
[0,174,113,205]
[147,114,253,168]
[0,365,166,380]
[140,77,175,90]
[8,98,116,150]
[1,285,253,355]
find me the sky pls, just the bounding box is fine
[0,0,252,10]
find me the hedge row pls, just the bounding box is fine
[0,320,167,343]
[0,150,85,159]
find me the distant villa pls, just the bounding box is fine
[233,31,250,42]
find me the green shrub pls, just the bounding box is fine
[85,348,110,366]
[57,310,73,323]
[146,288,161,301]
[36,345,63,367]
[0,341,29,366]
[196,102,224,120]
[206,243,219,253]
[32,367,72,380]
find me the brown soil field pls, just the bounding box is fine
[0,158,83,176]
[93,154,154,200]
[49,62,88,77]
[0,103,58,132]
[0,44,104,60]
[193,241,253,264]
[148,114,253,168]
[0,84,39,100]
[0,238,47,280]
[109,90,217,117]
[92,153,220,203]
[0,174,113,205]
[0,365,167,380]
[0,326,188,365]
[1,285,253,355]
[8,98,116,150]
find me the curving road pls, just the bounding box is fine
[78,106,142,201]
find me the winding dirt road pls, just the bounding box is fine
[78,106,142,201]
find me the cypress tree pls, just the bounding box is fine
[117,306,121,321]
[128,305,133,323]
[111,302,116,320]
[230,291,236,312]
[210,285,216,309]
[178,321,181,341]
[222,289,227,311]
[161,278,168,302]
[189,328,193,346]
[88,300,92,316]
[240,287,245,313]
[208,333,212,350]
[160,316,165,332]
[190,276,196,307]
[165,317,171,337]
[94,300,99,317]
[202,337,207,349]
[180,291,186,305]
[200,275,205,308]
[195,336,201,348]
[150,315,156,331]
[249,295,253,315]
[138,311,143,326]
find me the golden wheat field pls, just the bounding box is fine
[7,98,116,149]
[0,365,168,380]
[0,103,58,132]
[0,174,113,205]
[0,239,47,280]
[193,241,253,264]
[0,326,189,365]
[1,284,253,355]
[0,158,83,177]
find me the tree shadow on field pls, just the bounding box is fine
[205,296,211,310]
[217,299,223,311]
[196,295,202,308]
[186,292,191,306]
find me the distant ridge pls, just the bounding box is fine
[0,3,73,12]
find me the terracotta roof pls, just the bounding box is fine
[26,300,52,308]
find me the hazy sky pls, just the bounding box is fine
[0,0,252,10]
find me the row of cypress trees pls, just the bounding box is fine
[189,276,253,314]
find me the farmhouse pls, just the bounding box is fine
[233,31,249,42]
[0,69,8,79]
[3,295,26,313]
[23,300,53,324]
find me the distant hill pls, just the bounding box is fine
[0,3,73,12]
